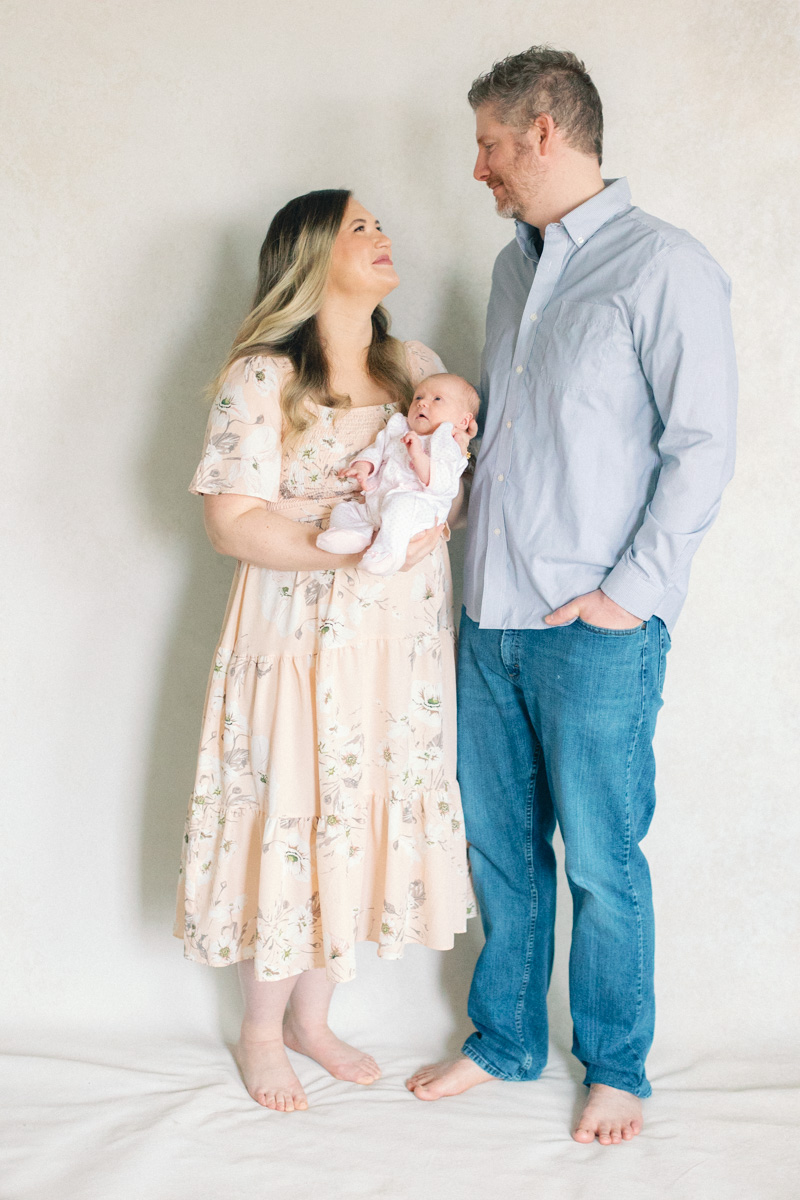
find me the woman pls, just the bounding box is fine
[174,189,475,1112]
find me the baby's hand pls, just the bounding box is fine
[339,459,374,492]
[402,431,423,456]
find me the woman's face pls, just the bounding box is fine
[326,198,398,302]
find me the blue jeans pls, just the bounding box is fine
[457,610,670,1098]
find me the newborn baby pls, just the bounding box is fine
[317,372,479,576]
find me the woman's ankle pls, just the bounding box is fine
[239,1021,285,1045]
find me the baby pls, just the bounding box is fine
[316,373,479,575]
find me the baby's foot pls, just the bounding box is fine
[233,1036,308,1112]
[359,546,398,576]
[283,1018,381,1085]
[316,528,372,554]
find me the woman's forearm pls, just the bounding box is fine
[205,504,361,572]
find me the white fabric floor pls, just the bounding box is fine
[3,1030,797,1200]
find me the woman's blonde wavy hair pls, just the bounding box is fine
[212,189,414,439]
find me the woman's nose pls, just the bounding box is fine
[375,230,391,249]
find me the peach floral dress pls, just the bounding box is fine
[174,341,474,982]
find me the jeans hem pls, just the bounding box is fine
[583,1067,652,1100]
[462,1037,543,1083]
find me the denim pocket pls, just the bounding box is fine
[574,617,645,636]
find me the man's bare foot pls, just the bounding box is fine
[405,1056,495,1100]
[233,1036,308,1112]
[283,1018,381,1085]
[572,1083,643,1145]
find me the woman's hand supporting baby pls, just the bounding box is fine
[339,459,376,492]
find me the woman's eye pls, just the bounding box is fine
[354,224,365,232]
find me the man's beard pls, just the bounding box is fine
[495,188,525,221]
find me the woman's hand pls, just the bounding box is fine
[339,459,375,492]
[453,416,479,458]
[399,522,445,571]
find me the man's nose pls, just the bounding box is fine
[474,152,489,182]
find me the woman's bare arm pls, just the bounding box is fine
[204,494,362,571]
[204,493,447,573]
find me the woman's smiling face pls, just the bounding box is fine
[326,197,398,302]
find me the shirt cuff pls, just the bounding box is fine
[600,559,665,622]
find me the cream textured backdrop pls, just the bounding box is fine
[2,2,799,1197]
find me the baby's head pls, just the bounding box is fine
[407,373,480,436]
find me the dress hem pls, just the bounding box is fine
[172,917,475,983]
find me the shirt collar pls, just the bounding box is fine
[515,177,632,259]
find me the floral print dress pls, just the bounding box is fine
[174,341,474,982]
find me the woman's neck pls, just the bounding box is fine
[316,294,376,372]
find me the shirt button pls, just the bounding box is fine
[506,420,512,428]
[493,528,501,536]
[577,237,584,245]
[529,313,538,322]
[515,365,523,375]
[497,474,504,482]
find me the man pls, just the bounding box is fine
[406,46,737,1145]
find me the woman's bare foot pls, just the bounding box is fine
[233,1035,308,1112]
[283,1018,381,1085]
[405,1056,494,1100]
[572,1083,643,1145]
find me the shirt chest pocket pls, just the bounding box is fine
[538,300,617,386]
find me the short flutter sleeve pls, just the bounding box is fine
[404,340,446,386]
[189,355,285,500]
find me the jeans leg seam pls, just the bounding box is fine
[620,622,649,1081]
[512,744,540,1073]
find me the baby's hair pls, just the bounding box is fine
[422,372,481,414]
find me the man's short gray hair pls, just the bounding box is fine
[468,46,603,163]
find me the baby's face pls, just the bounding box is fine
[407,376,473,435]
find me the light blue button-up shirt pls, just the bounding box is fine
[464,178,737,632]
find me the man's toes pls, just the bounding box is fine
[597,1123,612,1145]
[572,1125,595,1144]
[609,1128,622,1144]
[621,1125,634,1140]
[630,1118,642,1135]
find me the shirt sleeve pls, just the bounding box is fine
[600,242,738,620]
[426,422,469,498]
[189,356,284,500]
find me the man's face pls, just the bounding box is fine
[473,105,542,221]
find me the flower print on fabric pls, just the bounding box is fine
[175,342,475,983]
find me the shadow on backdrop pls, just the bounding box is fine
[137,223,262,1033]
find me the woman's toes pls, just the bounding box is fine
[294,1093,308,1111]
[265,1093,278,1110]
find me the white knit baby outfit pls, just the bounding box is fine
[316,412,468,575]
